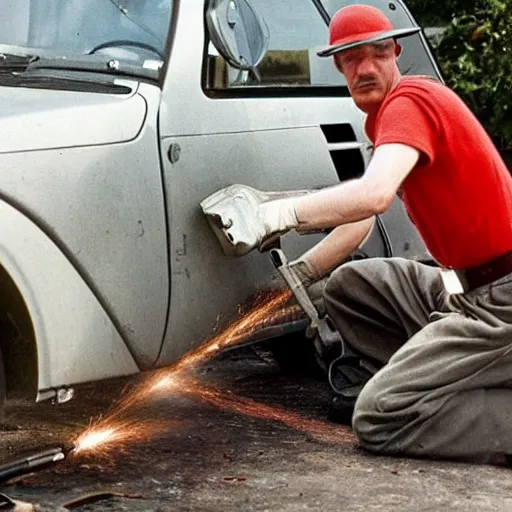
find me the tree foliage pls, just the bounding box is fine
[433,0,512,150]
[407,0,483,25]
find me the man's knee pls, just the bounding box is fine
[324,259,393,328]
[324,261,352,302]
[325,259,375,304]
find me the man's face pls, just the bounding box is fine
[334,40,400,113]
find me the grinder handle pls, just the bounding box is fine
[269,248,322,328]
[269,248,346,364]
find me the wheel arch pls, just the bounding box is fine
[0,265,37,398]
[0,200,140,400]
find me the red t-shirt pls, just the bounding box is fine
[365,76,512,269]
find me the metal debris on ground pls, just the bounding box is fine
[57,491,144,511]
[0,446,74,485]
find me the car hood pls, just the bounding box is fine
[0,83,146,153]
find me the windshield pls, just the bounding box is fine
[0,0,173,75]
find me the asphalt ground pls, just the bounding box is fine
[0,346,511,511]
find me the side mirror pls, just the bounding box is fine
[206,0,269,70]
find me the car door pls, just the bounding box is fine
[156,0,429,366]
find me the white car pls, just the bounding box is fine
[0,0,441,411]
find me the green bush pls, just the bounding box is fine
[434,0,512,150]
[407,0,482,25]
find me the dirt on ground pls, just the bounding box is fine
[0,347,511,511]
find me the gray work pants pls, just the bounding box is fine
[324,257,512,462]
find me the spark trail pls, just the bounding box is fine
[180,381,355,446]
[73,290,300,454]
[71,290,351,458]
[98,290,297,420]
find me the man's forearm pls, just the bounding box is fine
[200,144,419,256]
[293,143,420,232]
[294,179,386,231]
[301,217,375,277]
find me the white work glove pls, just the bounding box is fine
[287,257,327,339]
[258,198,300,250]
[287,258,321,288]
[200,184,300,256]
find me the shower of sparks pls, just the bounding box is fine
[182,382,356,445]
[69,289,354,461]
[103,290,296,419]
[72,418,173,458]
[73,290,301,454]
[172,289,294,373]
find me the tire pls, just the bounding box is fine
[0,344,6,416]
[267,332,324,378]
[0,314,10,417]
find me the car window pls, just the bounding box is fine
[0,0,173,75]
[204,0,347,92]
[204,0,440,94]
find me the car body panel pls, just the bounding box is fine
[0,83,146,153]
[0,0,440,399]
[0,200,139,394]
[0,83,169,369]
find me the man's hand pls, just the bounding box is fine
[200,184,299,256]
[257,198,300,250]
[287,257,321,288]
[286,257,327,342]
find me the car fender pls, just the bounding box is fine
[0,200,139,399]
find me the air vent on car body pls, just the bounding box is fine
[321,123,366,182]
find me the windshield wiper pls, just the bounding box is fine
[23,54,160,80]
[0,52,160,81]
[0,53,38,72]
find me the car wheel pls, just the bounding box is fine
[0,345,7,416]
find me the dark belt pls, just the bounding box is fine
[456,250,512,291]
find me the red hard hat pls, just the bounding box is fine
[317,4,420,57]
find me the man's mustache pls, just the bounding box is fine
[354,77,379,89]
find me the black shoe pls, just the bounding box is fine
[327,383,365,425]
[326,353,379,425]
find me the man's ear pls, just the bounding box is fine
[394,42,402,57]
[333,54,344,73]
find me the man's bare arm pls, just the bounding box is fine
[294,144,419,231]
[200,144,419,257]
[300,217,375,278]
